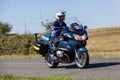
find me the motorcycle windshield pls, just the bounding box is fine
[65,17,84,35]
[65,17,82,27]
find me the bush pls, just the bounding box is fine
[0,34,37,55]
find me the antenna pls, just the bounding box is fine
[40,9,44,32]
[40,9,43,23]
[24,22,27,34]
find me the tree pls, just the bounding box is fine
[41,20,53,33]
[0,22,12,34]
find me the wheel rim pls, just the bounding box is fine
[75,52,87,67]
[45,53,59,68]
[46,54,54,66]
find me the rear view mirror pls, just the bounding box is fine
[34,33,38,41]
[84,25,88,29]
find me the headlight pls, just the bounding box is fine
[74,34,87,40]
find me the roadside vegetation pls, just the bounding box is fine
[0,74,74,80]
[0,74,117,80]
[87,26,120,58]
[0,26,120,58]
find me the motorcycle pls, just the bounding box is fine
[33,17,89,68]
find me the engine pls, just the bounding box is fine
[56,50,71,62]
[56,50,64,57]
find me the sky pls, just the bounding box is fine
[0,0,120,34]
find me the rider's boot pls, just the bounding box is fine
[50,38,58,60]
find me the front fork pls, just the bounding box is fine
[74,48,79,59]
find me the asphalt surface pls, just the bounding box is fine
[0,58,120,80]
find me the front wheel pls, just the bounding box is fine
[45,53,59,68]
[75,51,89,69]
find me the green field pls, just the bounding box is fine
[0,26,120,58]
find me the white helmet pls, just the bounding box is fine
[56,10,66,20]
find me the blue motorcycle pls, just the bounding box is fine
[33,18,89,68]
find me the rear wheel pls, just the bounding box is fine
[45,53,59,68]
[75,51,89,69]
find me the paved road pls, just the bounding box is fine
[0,58,120,80]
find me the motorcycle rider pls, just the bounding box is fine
[51,10,67,50]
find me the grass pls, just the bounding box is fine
[87,26,120,58]
[0,52,120,59]
[89,52,120,58]
[87,30,120,52]
[0,74,74,80]
[0,54,42,59]
[88,26,120,33]
[0,74,117,80]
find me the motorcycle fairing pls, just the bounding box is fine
[77,47,88,53]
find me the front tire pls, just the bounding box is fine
[75,51,89,69]
[45,53,59,68]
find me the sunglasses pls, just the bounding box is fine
[59,15,65,17]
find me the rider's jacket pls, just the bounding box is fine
[51,20,66,38]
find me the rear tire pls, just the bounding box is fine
[75,51,89,69]
[45,53,59,68]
